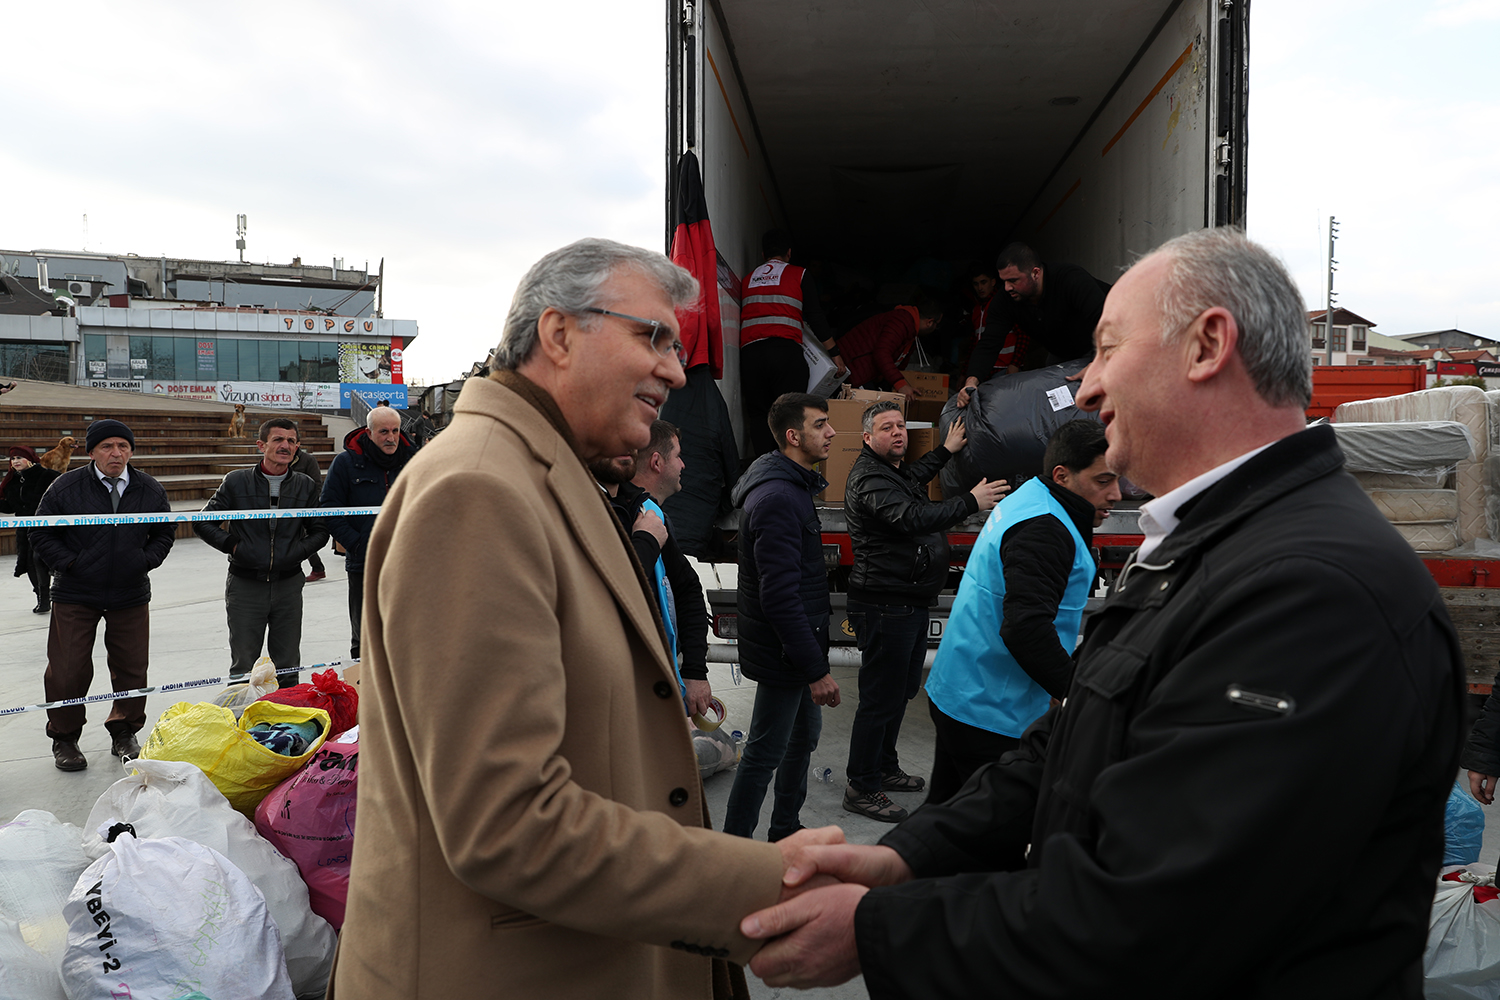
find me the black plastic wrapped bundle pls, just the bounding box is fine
[939,358,1100,495]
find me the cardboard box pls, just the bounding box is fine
[905,425,944,501]
[842,387,907,415]
[825,397,871,434]
[907,399,946,424]
[818,438,864,503]
[899,369,949,402]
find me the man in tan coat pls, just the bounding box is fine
[330,239,798,999]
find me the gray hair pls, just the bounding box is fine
[493,238,700,370]
[862,399,903,434]
[366,405,401,430]
[1151,228,1312,409]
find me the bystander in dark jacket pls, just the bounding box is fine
[321,411,414,658]
[29,418,174,769]
[1,444,62,612]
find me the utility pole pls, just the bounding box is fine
[1324,216,1339,367]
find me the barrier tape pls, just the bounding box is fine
[3,507,383,528]
[0,660,350,718]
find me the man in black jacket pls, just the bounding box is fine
[841,402,1007,822]
[321,406,414,659]
[196,417,329,689]
[30,418,175,769]
[741,229,1466,998]
[954,242,1109,407]
[723,393,841,841]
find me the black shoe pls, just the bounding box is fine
[881,768,926,793]
[842,785,908,823]
[52,739,87,771]
[110,732,141,760]
[32,601,50,614]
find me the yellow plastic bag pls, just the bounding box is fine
[141,700,331,816]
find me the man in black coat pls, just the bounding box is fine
[741,229,1465,998]
[1,444,62,613]
[840,402,1006,822]
[29,418,175,769]
[195,417,329,689]
[955,242,1109,408]
[722,393,841,841]
[321,405,414,659]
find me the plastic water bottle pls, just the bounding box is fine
[812,766,834,784]
[730,730,746,762]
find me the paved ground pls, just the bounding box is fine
[1,541,1496,1000]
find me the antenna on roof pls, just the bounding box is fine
[236,214,248,263]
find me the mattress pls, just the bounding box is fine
[1367,489,1459,523]
[1391,521,1460,553]
[1353,470,1451,490]
[1330,420,1474,474]
[1335,386,1491,543]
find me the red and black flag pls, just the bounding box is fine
[669,151,723,379]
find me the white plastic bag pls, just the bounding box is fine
[0,913,66,1000]
[210,657,281,718]
[62,823,294,1000]
[0,809,90,967]
[1425,865,1500,998]
[82,757,337,997]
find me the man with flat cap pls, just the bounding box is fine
[30,418,175,770]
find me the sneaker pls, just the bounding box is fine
[842,785,908,823]
[52,739,87,771]
[305,570,326,582]
[881,768,926,793]
[110,732,141,760]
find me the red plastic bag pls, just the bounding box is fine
[257,668,358,735]
[253,729,359,930]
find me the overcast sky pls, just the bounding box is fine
[3,0,1496,381]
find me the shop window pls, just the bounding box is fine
[259,341,280,381]
[152,337,176,379]
[175,338,196,380]
[240,340,260,382]
[0,342,70,381]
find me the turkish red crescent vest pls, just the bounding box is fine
[740,260,806,347]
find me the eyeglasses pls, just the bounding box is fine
[583,307,687,365]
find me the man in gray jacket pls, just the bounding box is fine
[196,417,328,688]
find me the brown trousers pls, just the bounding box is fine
[44,601,150,742]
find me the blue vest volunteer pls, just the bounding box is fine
[925,476,1095,737]
[642,496,686,707]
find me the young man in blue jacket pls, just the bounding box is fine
[723,393,841,840]
[923,419,1119,804]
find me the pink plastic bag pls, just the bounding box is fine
[253,729,358,929]
[257,668,358,735]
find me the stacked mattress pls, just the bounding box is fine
[1333,386,1489,552]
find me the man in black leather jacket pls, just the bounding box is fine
[741,229,1465,999]
[840,401,1006,822]
[196,417,328,688]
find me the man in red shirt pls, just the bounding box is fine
[840,302,942,401]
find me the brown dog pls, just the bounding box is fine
[227,403,246,438]
[38,435,77,472]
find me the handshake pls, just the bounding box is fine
[746,826,916,989]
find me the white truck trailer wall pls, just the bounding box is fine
[687,0,782,453]
[1014,0,1220,280]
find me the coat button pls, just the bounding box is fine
[669,787,689,806]
[654,681,673,699]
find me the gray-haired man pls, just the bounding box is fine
[320,404,413,660]
[332,239,806,999]
[743,228,1465,997]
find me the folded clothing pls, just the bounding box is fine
[248,719,325,757]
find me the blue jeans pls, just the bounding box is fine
[844,600,929,793]
[722,681,822,840]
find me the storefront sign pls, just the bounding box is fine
[149,382,220,401]
[86,379,144,392]
[340,383,408,409]
[338,343,400,383]
[217,381,341,409]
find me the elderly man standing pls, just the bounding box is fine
[195,417,328,689]
[320,404,413,660]
[29,419,174,769]
[840,402,1006,822]
[330,239,792,1000]
[741,228,1465,998]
